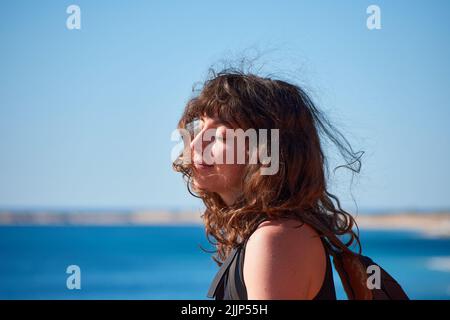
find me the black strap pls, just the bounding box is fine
[206,246,240,299]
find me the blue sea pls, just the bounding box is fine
[0,226,449,299]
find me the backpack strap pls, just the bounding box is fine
[331,250,373,300]
[319,233,373,300]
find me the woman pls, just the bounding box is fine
[173,67,363,300]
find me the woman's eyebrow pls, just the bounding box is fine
[212,120,227,127]
[200,117,227,127]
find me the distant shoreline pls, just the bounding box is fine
[355,212,450,238]
[0,210,449,238]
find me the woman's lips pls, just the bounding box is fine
[193,162,214,170]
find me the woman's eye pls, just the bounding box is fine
[215,132,226,141]
[186,119,202,137]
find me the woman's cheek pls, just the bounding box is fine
[212,143,226,164]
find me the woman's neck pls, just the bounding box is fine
[218,190,241,206]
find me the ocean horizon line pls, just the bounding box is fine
[0,209,449,238]
[0,206,450,215]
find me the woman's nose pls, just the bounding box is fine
[190,130,207,159]
[190,128,217,164]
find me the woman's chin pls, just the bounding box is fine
[192,180,213,193]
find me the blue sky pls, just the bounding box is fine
[0,0,449,212]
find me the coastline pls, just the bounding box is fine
[0,210,449,238]
[355,212,450,238]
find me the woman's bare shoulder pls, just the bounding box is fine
[243,218,326,299]
[250,218,322,243]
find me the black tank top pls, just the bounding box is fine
[207,236,336,300]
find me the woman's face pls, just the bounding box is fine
[189,116,246,205]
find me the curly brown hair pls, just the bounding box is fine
[173,67,364,266]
